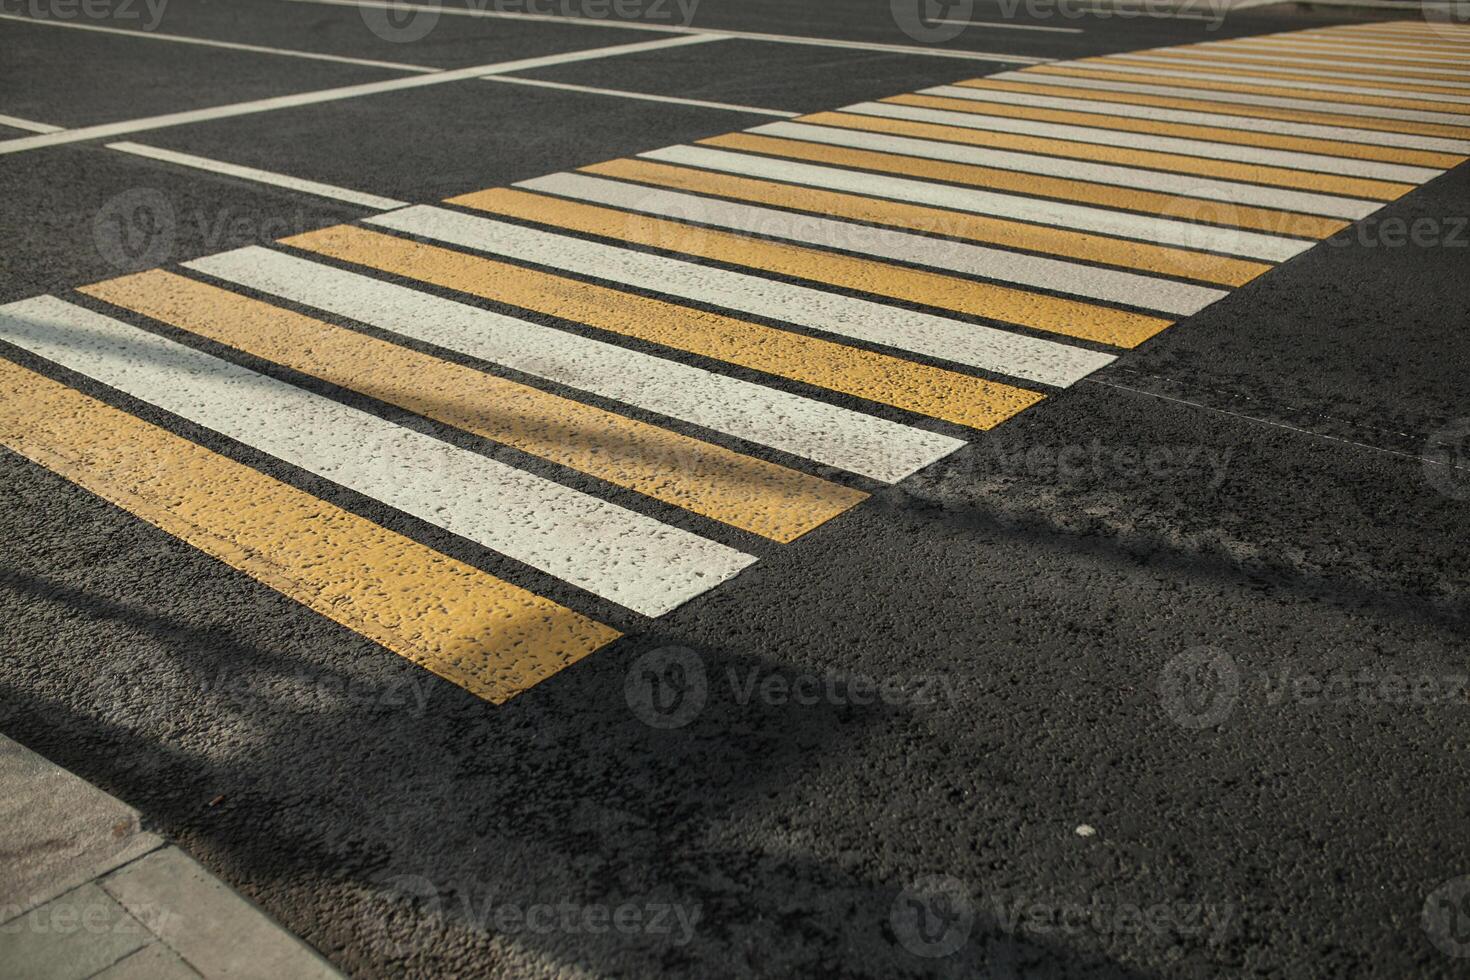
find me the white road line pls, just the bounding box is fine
[1097,51,1470,90]
[930,18,1085,32]
[638,143,1313,261]
[0,34,724,156]
[482,75,799,117]
[0,295,755,618]
[105,142,411,210]
[749,120,1379,218]
[284,0,1051,61]
[1215,37,1470,65]
[0,114,63,134]
[1117,47,1470,85]
[370,203,1119,386]
[512,172,1227,317]
[993,74,1470,151]
[186,246,964,483]
[938,81,1470,155]
[0,13,438,73]
[843,101,1443,183]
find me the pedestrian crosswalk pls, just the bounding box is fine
[0,21,1463,703]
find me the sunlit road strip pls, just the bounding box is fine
[0,296,757,618]
[0,34,724,155]
[0,358,622,705]
[187,246,966,483]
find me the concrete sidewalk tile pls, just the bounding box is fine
[0,883,150,980]
[92,942,203,980]
[99,847,341,980]
[0,736,163,916]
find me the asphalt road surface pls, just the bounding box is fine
[4,1,1470,977]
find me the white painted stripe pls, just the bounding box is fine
[284,0,1052,62]
[991,74,1470,152]
[0,35,725,156]
[930,18,1085,32]
[369,204,1115,386]
[0,13,438,73]
[1114,48,1470,86]
[1216,37,1470,65]
[0,294,754,617]
[514,172,1229,317]
[186,246,962,483]
[481,75,798,116]
[104,142,411,210]
[943,80,1470,155]
[842,101,1443,183]
[0,114,63,134]
[751,119,1379,218]
[639,144,1313,261]
[1101,51,1470,90]
[1265,32,1470,55]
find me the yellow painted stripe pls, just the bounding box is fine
[700,131,1346,239]
[447,185,1172,348]
[284,223,1046,429]
[1085,53,1470,92]
[1325,28,1470,48]
[1211,37,1470,71]
[580,156,1270,287]
[801,111,1412,200]
[1287,30,1470,54]
[0,355,620,705]
[79,270,865,544]
[1064,59,1470,114]
[956,77,1470,141]
[885,92,1463,169]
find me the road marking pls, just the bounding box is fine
[971,75,1470,146]
[0,356,620,705]
[0,34,725,156]
[929,18,1085,32]
[0,295,756,618]
[882,93,1463,169]
[1047,63,1470,124]
[503,172,1182,339]
[281,225,1047,429]
[1100,50,1470,88]
[946,80,1470,153]
[482,75,799,116]
[727,121,1376,220]
[496,173,1226,317]
[843,102,1445,183]
[585,156,1272,287]
[284,0,1052,62]
[0,12,439,72]
[187,246,965,483]
[1251,32,1470,58]
[801,110,1412,200]
[1094,51,1470,91]
[1087,58,1470,106]
[644,139,1316,260]
[80,270,866,544]
[105,142,411,210]
[0,114,63,134]
[1213,36,1470,68]
[1317,28,1470,50]
[372,201,1116,386]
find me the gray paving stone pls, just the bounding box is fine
[92,941,202,980]
[100,848,340,980]
[0,736,163,917]
[0,883,149,980]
